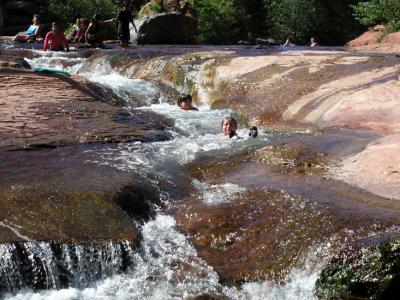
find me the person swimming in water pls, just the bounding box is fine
[221,117,258,139]
[221,117,238,138]
[177,95,198,111]
[310,37,319,47]
[13,14,41,43]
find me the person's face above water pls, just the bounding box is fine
[33,17,39,24]
[222,119,237,136]
[180,99,193,110]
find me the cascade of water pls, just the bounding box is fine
[3,51,342,299]
[0,241,136,295]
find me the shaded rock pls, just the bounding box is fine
[3,14,31,26]
[315,234,400,300]
[131,12,197,44]
[4,1,38,16]
[0,144,163,244]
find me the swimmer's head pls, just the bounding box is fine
[178,95,194,110]
[221,117,237,136]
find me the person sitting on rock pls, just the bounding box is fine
[12,14,41,43]
[74,18,89,43]
[310,37,319,47]
[177,95,198,111]
[221,117,239,139]
[43,22,69,52]
[67,19,80,42]
[116,2,137,47]
[85,14,115,47]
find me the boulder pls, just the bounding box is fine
[3,14,30,26]
[131,12,197,44]
[316,234,400,300]
[346,25,385,48]
[4,0,38,16]
[382,31,400,45]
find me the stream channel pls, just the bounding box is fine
[1,49,399,299]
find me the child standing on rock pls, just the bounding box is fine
[116,2,137,46]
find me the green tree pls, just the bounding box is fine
[354,0,400,33]
[193,0,238,44]
[46,0,119,25]
[264,0,315,43]
[264,0,363,45]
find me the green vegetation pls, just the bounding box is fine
[47,0,119,24]
[42,0,120,39]
[354,0,400,33]
[38,0,400,45]
[193,0,364,45]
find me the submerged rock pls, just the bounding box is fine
[316,234,400,300]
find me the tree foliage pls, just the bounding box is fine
[44,0,120,26]
[40,0,369,45]
[193,0,363,45]
[353,0,400,32]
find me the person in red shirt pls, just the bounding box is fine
[43,23,69,52]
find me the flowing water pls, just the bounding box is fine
[1,50,394,299]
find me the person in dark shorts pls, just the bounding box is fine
[117,2,137,46]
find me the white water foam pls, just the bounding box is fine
[3,215,330,300]
[9,53,325,300]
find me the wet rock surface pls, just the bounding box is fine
[0,68,172,151]
[175,130,400,284]
[0,51,172,245]
[316,234,400,300]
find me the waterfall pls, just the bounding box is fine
[0,241,136,294]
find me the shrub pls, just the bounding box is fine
[193,0,238,44]
[264,0,315,44]
[353,0,400,33]
[47,0,119,24]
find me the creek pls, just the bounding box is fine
[1,49,399,299]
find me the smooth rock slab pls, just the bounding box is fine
[0,67,172,150]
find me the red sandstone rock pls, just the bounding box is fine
[346,30,382,48]
[382,32,400,44]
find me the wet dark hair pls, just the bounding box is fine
[221,117,237,130]
[177,95,192,106]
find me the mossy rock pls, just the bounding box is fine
[316,234,400,300]
[139,0,190,17]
